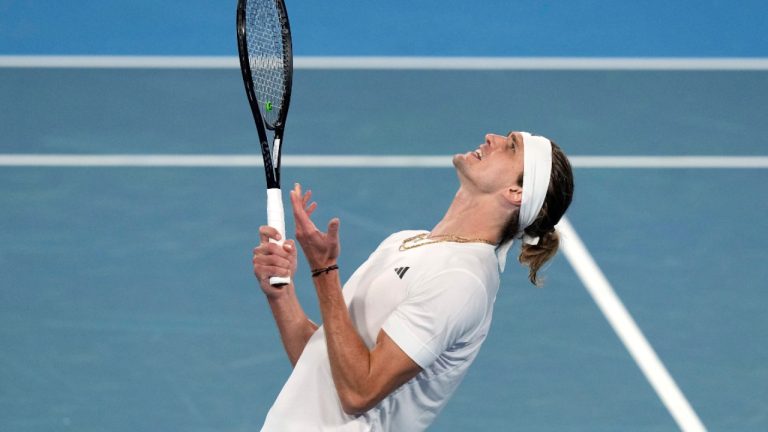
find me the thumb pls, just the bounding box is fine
[327,218,340,241]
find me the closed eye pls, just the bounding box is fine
[506,132,518,152]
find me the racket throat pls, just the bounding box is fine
[272,138,281,179]
[272,137,282,180]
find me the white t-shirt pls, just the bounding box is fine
[261,230,500,432]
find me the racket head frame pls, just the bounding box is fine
[236,0,294,188]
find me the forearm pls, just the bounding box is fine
[289,183,384,411]
[312,271,374,410]
[267,284,319,367]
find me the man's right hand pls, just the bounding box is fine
[252,225,298,299]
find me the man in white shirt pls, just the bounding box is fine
[252,131,574,431]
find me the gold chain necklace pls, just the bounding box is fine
[399,233,496,251]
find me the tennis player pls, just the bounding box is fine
[253,131,574,431]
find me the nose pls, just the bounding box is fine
[485,133,505,148]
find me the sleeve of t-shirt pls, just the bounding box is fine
[381,269,488,369]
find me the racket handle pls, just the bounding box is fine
[266,188,291,286]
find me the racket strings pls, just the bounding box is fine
[245,0,288,128]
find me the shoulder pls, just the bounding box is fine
[417,245,500,291]
[416,267,492,307]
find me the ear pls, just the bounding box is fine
[503,186,523,207]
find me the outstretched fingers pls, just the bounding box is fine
[291,183,318,234]
[302,189,317,216]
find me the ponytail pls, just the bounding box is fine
[499,141,574,287]
[519,229,559,287]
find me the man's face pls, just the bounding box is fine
[453,132,525,196]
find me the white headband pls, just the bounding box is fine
[495,132,553,272]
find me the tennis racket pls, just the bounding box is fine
[236,0,294,286]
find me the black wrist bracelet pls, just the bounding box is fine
[311,264,339,277]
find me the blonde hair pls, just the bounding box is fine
[499,141,574,286]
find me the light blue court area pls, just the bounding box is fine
[3,69,768,156]
[2,66,767,431]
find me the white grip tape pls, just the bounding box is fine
[266,188,291,286]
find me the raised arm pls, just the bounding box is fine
[252,225,318,366]
[290,183,423,415]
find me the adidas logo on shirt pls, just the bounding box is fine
[394,267,410,279]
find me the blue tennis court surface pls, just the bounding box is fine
[2,1,767,430]
[2,66,766,431]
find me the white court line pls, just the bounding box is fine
[569,156,768,168]
[0,56,237,69]
[1,154,767,168]
[2,55,768,70]
[557,217,707,432]
[0,154,447,167]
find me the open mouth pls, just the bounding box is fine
[473,149,483,160]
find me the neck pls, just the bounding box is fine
[431,187,510,245]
